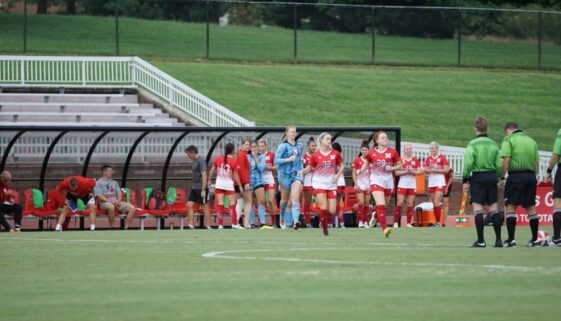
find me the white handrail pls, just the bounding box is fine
[0,55,255,127]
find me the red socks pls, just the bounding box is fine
[320,210,328,235]
[216,204,224,225]
[230,206,238,225]
[434,206,442,223]
[394,206,402,227]
[303,205,311,225]
[376,205,387,229]
[406,206,414,224]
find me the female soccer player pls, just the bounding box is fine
[352,140,371,228]
[332,142,346,228]
[394,143,422,228]
[302,137,317,228]
[300,132,344,236]
[258,139,278,227]
[235,139,252,228]
[275,126,305,229]
[207,143,242,229]
[361,131,401,238]
[248,141,267,227]
[424,141,450,227]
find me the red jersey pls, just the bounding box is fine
[309,149,343,190]
[262,151,276,185]
[57,176,96,198]
[236,150,250,185]
[303,152,314,186]
[365,147,400,181]
[0,182,16,204]
[213,155,237,191]
[352,156,369,189]
[425,154,449,187]
[398,156,420,189]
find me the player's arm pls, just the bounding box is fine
[463,145,474,184]
[359,159,369,174]
[546,153,560,182]
[207,163,216,186]
[501,157,510,179]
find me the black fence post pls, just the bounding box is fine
[23,0,27,53]
[457,9,462,67]
[206,0,210,60]
[537,11,542,69]
[115,0,120,56]
[371,6,376,65]
[293,4,298,64]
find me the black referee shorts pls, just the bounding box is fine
[504,171,537,208]
[554,168,561,198]
[469,172,498,206]
[188,188,209,205]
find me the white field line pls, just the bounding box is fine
[202,248,561,273]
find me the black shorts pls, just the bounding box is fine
[504,171,537,207]
[554,168,561,199]
[235,185,240,193]
[443,186,452,198]
[469,172,498,206]
[188,188,209,205]
[251,184,264,192]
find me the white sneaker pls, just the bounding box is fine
[90,225,95,231]
[358,222,364,228]
[341,223,346,229]
[383,227,392,238]
[280,224,287,230]
[393,223,399,228]
[55,224,62,232]
[218,225,224,229]
[406,223,413,228]
[231,224,243,230]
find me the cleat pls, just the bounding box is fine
[306,224,312,228]
[503,239,517,248]
[393,223,399,228]
[260,225,273,230]
[433,223,441,227]
[218,225,224,230]
[383,227,392,238]
[294,221,301,230]
[8,228,16,233]
[358,222,364,228]
[528,240,542,247]
[187,225,194,230]
[340,223,345,229]
[406,224,413,228]
[368,213,377,228]
[471,241,486,248]
[494,240,503,248]
[552,238,561,247]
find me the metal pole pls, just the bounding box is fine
[206,0,210,60]
[115,0,120,56]
[293,4,298,64]
[537,11,542,69]
[371,6,375,65]
[457,9,462,67]
[23,0,28,53]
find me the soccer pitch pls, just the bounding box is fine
[1,227,560,321]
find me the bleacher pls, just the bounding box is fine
[0,90,184,127]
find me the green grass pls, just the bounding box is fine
[1,13,560,69]
[154,61,561,148]
[1,228,560,321]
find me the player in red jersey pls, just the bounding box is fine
[258,139,278,227]
[235,139,252,228]
[208,143,242,229]
[55,176,97,231]
[300,132,344,236]
[301,137,317,228]
[441,167,454,227]
[332,142,346,228]
[394,144,423,228]
[424,142,450,227]
[351,141,371,228]
[361,131,401,238]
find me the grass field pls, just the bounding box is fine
[1,227,560,321]
[155,61,561,148]
[1,13,560,69]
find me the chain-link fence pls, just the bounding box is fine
[1,0,560,69]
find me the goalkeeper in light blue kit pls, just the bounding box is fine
[275,126,305,229]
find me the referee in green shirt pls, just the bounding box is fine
[545,128,561,246]
[463,117,502,248]
[500,122,540,247]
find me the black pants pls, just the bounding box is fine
[0,203,22,231]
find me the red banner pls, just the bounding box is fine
[515,182,554,226]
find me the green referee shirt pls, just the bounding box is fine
[463,134,501,183]
[501,129,538,172]
[553,128,561,161]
